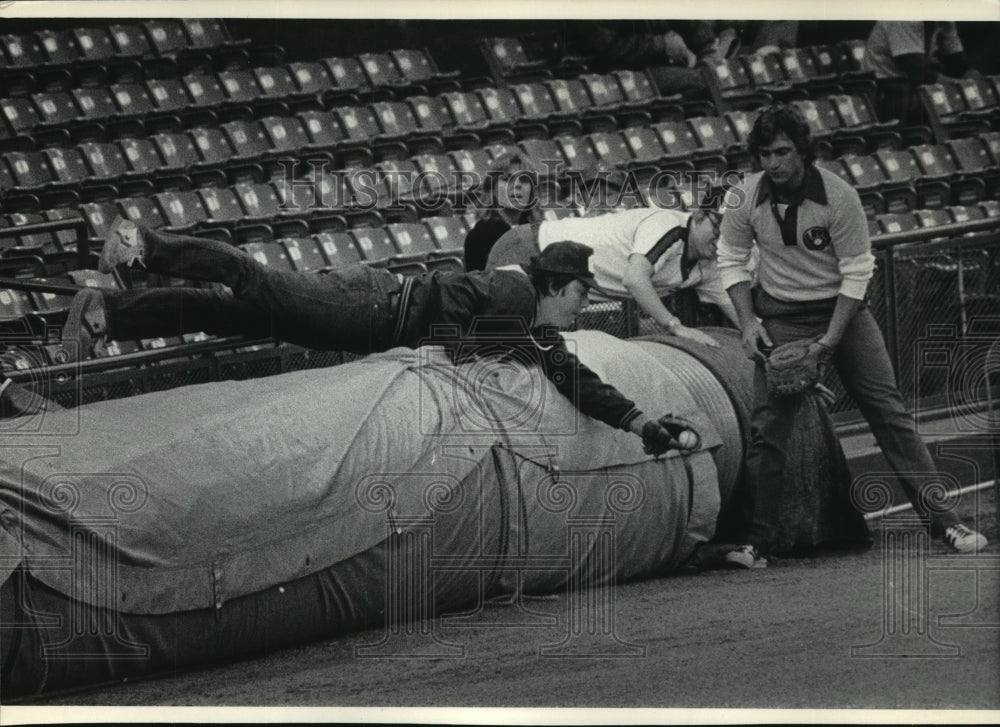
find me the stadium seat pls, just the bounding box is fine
[424,215,468,252]
[72,27,117,62]
[241,241,294,270]
[119,138,165,177]
[220,119,273,159]
[198,187,247,223]
[182,74,229,108]
[117,195,168,229]
[154,190,209,228]
[358,53,408,91]
[555,135,600,173]
[351,226,399,262]
[33,29,81,66]
[190,126,237,165]
[79,201,119,238]
[321,57,372,96]
[79,142,130,181]
[146,78,192,112]
[387,222,438,256]
[110,82,156,116]
[5,151,55,188]
[143,20,190,56]
[279,237,329,272]
[876,211,919,235]
[314,230,362,267]
[218,69,263,104]
[587,131,637,170]
[109,23,153,58]
[478,36,554,84]
[288,62,335,95]
[2,33,49,68]
[1,97,43,134]
[33,90,80,125]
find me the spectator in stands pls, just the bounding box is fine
[485,206,741,346]
[463,152,545,272]
[715,104,988,567]
[55,219,701,457]
[565,21,737,100]
[862,21,979,123]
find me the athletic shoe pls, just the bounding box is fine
[59,288,108,363]
[723,544,767,569]
[99,216,146,273]
[944,524,988,553]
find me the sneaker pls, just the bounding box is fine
[944,524,988,553]
[723,544,767,569]
[59,288,109,363]
[99,216,146,273]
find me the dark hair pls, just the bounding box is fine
[528,269,577,297]
[747,104,815,166]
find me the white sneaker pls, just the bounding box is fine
[723,544,767,569]
[944,524,988,553]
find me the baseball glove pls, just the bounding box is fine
[765,337,833,397]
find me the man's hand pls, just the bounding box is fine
[669,323,720,348]
[740,320,773,362]
[640,415,701,457]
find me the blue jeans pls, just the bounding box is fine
[105,229,400,353]
[740,298,960,551]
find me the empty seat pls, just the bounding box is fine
[233,182,283,220]
[119,138,164,176]
[621,126,670,166]
[423,215,467,252]
[555,135,600,172]
[33,90,80,125]
[254,66,298,100]
[190,127,237,164]
[299,109,347,149]
[587,131,635,169]
[314,230,362,267]
[154,190,209,227]
[5,151,55,187]
[182,74,229,107]
[34,29,81,66]
[350,227,399,262]
[580,74,626,108]
[146,78,191,112]
[143,20,190,55]
[1,97,42,133]
[182,19,233,49]
[358,53,407,89]
[876,212,919,235]
[118,195,168,228]
[79,201,119,238]
[150,132,202,169]
[111,83,156,116]
[279,237,329,271]
[288,62,334,94]
[652,121,701,157]
[387,222,438,255]
[72,27,117,61]
[218,70,262,104]
[109,23,153,58]
[72,87,118,121]
[241,241,294,270]
[220,119,273,159]
[198,187,247,222]
[322,57,371,93]
[2,33,48,67]
[78,142,129,180]
[260,116,309,152]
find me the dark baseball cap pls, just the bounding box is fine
[528,240,599,289]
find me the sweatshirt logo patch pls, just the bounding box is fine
[802,226,831,250]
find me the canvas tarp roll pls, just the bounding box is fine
[0,331,724,616]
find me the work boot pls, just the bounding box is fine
[58,288,109,363]
[99,216,147,273]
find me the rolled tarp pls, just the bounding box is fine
[0,330,747,698]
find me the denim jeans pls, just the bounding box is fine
[740,300,960,551]
[104,229,400,353]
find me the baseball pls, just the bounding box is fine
[678,431,698,449]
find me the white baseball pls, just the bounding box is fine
[678,431,698,449]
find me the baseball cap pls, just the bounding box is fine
[528,240,599,289]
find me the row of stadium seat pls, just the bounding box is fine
[0,90,921,211]
[870,201,1000,237]
[919,77,1000,142]
[0,48,463,143]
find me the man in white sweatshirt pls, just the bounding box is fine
[716,104,987,567]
